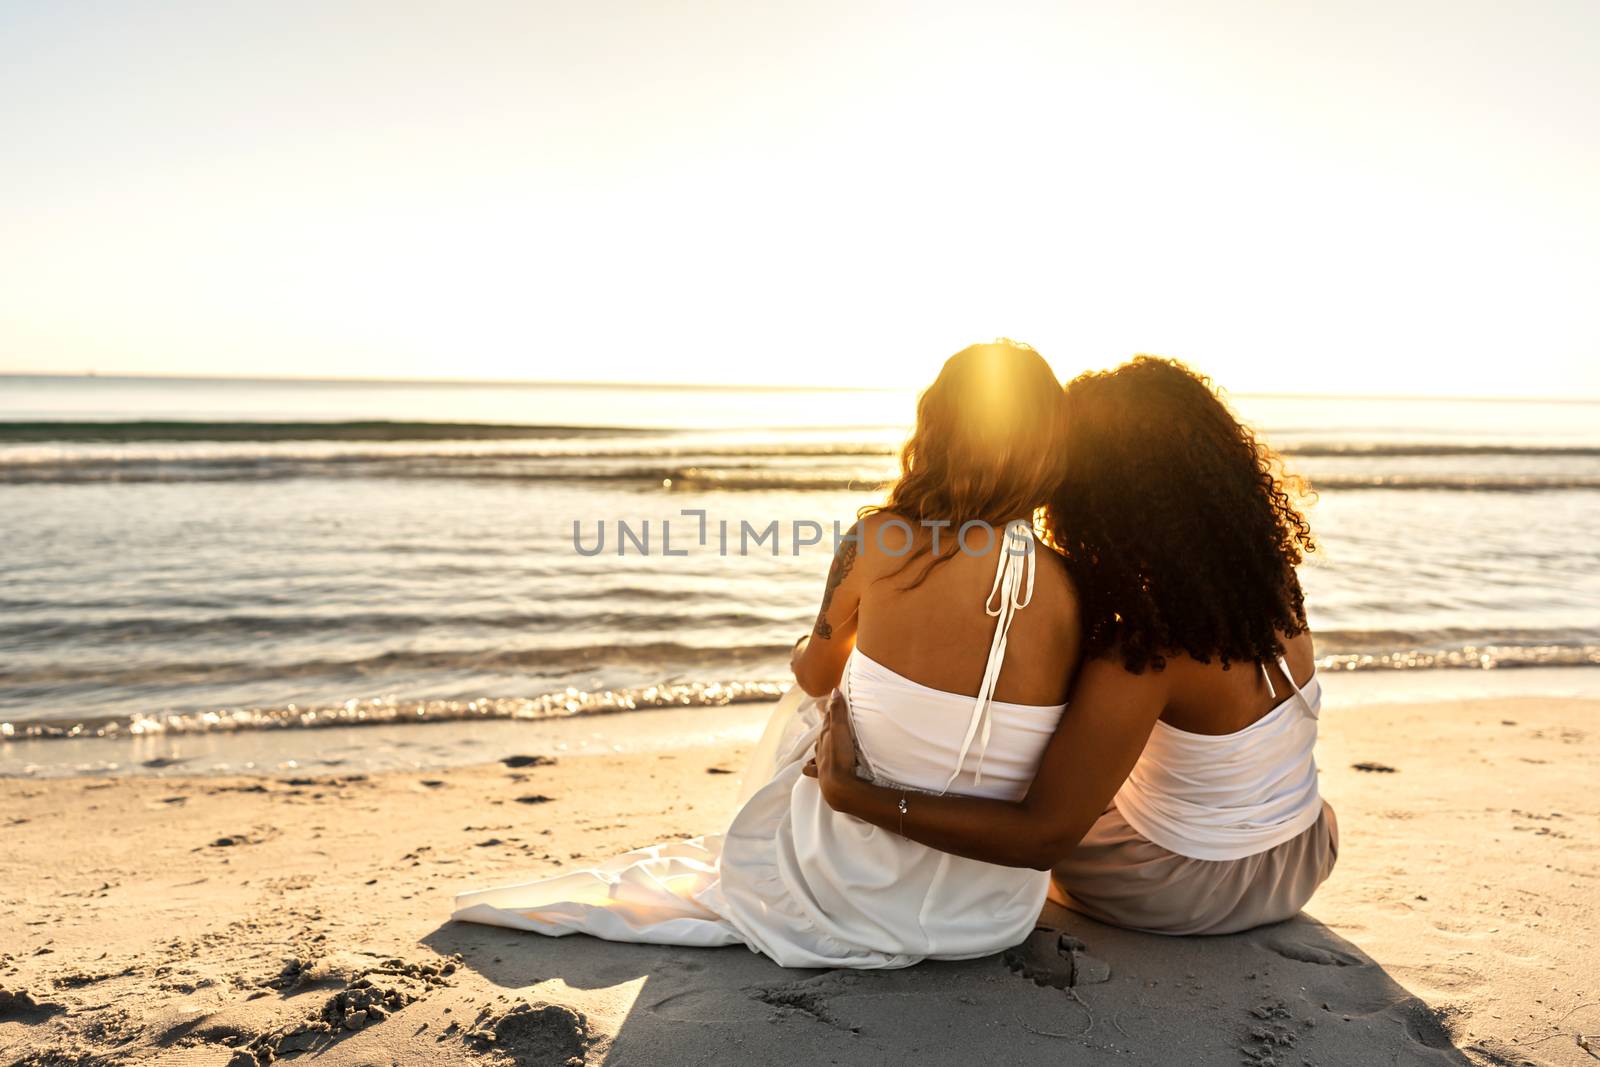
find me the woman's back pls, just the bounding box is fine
[852,512,1079,707]
[1157,631,1317,736]
[842,512,1080,802]
[1113,632,1323,862]
[706,517,1081,966]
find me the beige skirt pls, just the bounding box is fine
[1050,801,1339,936]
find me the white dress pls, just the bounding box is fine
[453,520,1067,969]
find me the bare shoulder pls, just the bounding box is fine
[1282,629,1316,683]
[1144,629,1318,711]
[1028,538,1080,624]
[854,509,906,545]
[851,510,922,576]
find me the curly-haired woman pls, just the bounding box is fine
[808,356,1336,936]
[456,340,1087,966]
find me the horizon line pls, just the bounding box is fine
[1,369,1597,406]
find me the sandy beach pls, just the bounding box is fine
[2,694,1596,1066]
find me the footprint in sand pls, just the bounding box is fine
[648,986,755,1024]
[463,1002,589,1066]
[185,954,460,1065]
[1264,937,1362,967]
[1003,927,1111,988]
[744,974,861,1032]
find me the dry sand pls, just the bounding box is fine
[2,696,1596,1066]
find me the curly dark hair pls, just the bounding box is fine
[1045,356,1315,673]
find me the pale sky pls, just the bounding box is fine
[2,1,1596,396]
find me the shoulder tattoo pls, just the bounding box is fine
[812,537,858,640]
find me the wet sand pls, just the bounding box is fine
[2,696,1596,1066]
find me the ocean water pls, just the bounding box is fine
[2,374,1598,776]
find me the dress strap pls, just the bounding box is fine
[942,519,1036,794]
[1274,654,1318,720]
[1259,662,1278,700]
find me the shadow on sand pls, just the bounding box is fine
[424,901,1507,1066]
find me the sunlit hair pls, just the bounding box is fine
[1045,356,1315,673]
[864,340,1064,555]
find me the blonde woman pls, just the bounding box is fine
[456,341,1082,967]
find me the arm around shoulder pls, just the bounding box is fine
[821,654,1170,869]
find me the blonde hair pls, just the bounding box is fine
[863,339,1064,569]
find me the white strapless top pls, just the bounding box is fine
[1114,658,1323,861]
[842,518,1068,801]
[844,649,1067,801]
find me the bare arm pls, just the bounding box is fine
[790,524,864,697]
[804,656,1168,869]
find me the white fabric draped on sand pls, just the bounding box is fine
[736,679,811,807]
[451,685,812,951]
[452,680,1050,966]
